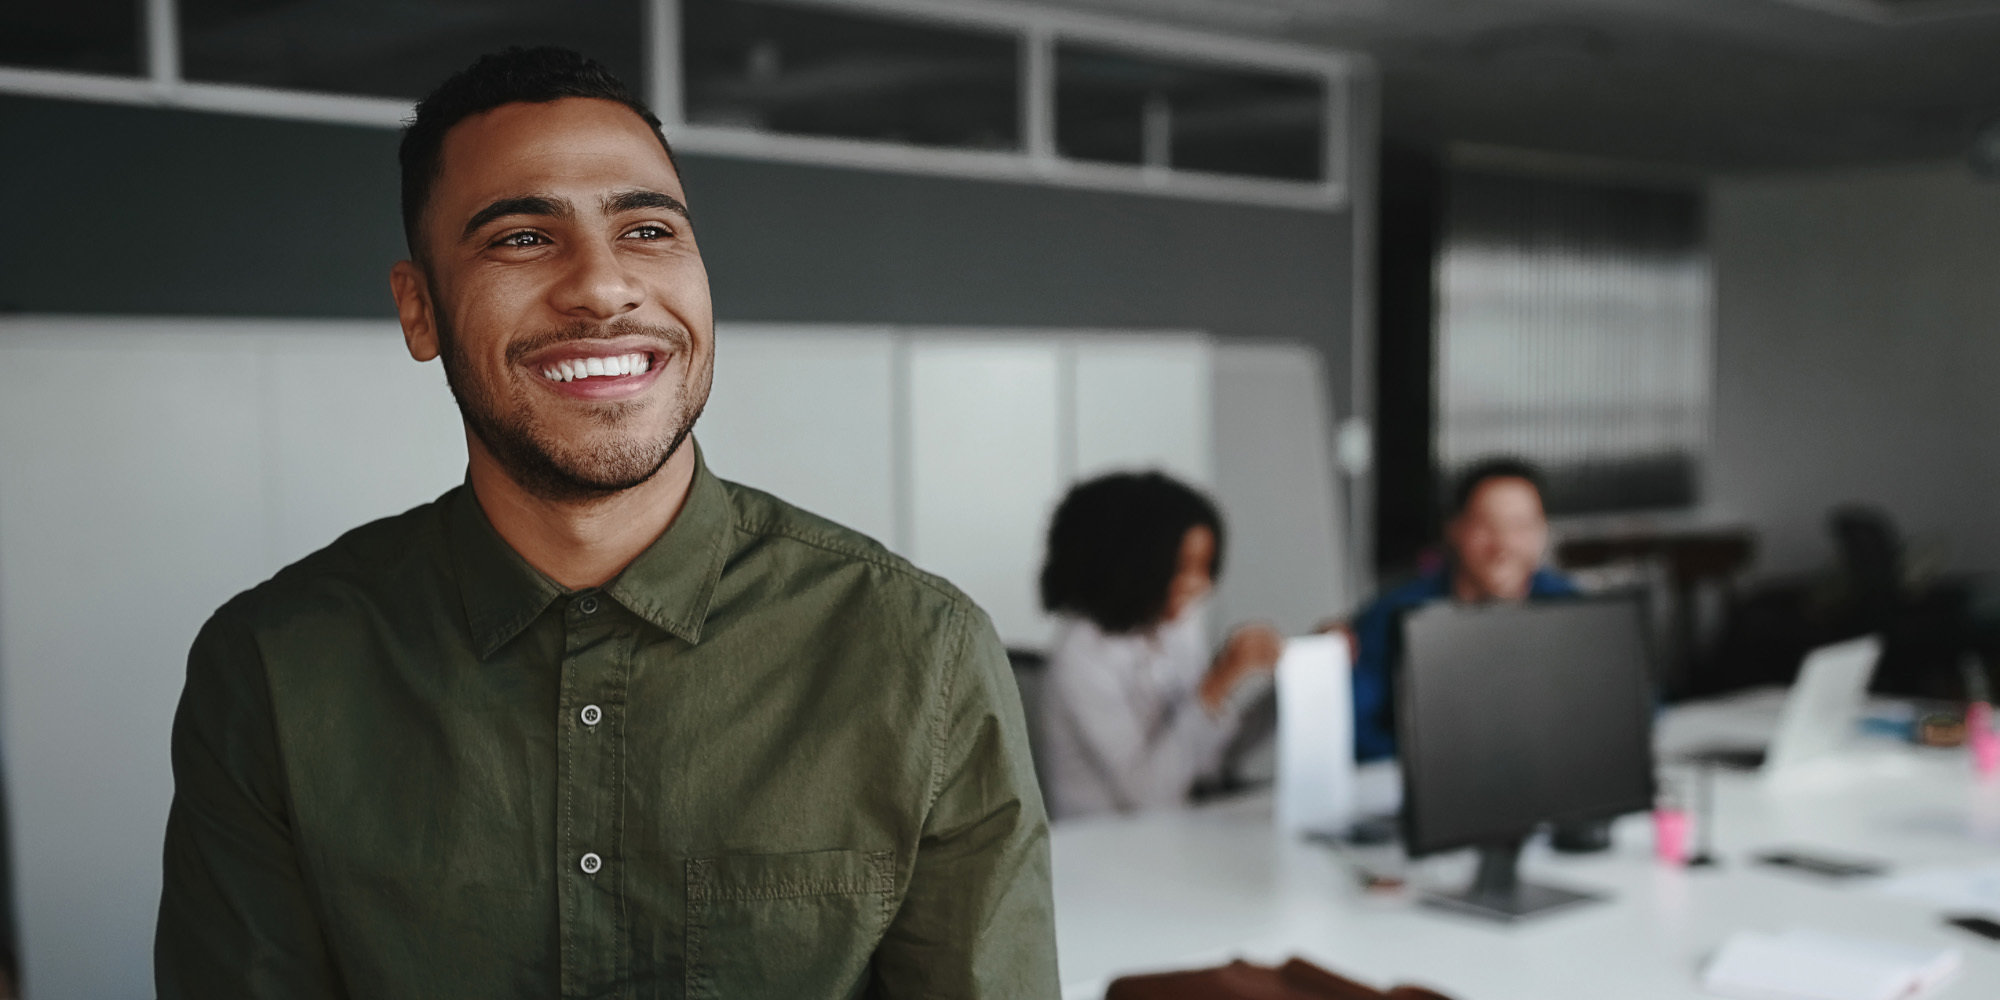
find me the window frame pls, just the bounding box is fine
[0,0,1359,211]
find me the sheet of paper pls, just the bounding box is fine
[1874,863,2000,918]
[1701,928,1960,1000]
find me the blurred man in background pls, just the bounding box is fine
[1341,458,1578,762]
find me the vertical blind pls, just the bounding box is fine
[1436,168,1711,514]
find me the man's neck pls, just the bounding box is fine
[465,435,698,591]
[1450,570,1532,604]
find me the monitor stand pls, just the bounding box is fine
[1422,837,1604,922]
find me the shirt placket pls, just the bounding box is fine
[558,590,629,998]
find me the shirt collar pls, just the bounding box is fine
[447,442,735,658]
[1434,559,1569,602]
[601,444,732,646]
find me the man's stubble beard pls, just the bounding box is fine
[434,304,710,505]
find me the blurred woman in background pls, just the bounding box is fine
[1038,471,1283,820]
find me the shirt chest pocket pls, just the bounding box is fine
[684,848,897,999]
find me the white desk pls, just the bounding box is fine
[1050,693,2000,999]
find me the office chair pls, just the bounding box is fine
[1702,505,1979,700]
[1003,648,1056,809]
[1827,505,1969,698]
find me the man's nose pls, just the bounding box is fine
[549,240,643,320]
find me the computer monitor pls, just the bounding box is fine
[1398,595,1656,921]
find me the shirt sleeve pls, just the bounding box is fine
[1349,594,1401,763]
[871,601,1059,998]
[1045,620,1228,813]
[156,607,347,999]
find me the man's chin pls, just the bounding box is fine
[464,418,682,501]
[1467,572,1535,602]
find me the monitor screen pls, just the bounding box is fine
[1398,596,1656,857]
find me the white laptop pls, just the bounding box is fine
[1691,635,1883,773]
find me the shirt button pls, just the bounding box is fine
[580,852,602,875]
[580,704,602,727]
[577,596,600,615]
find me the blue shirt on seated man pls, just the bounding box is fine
[1347,459,1578,762]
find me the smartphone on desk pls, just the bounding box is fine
[1946,914,2000,942]
[1755,849,1887,879]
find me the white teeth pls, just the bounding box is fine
[539,352,652,382]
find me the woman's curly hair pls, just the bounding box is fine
[1038,471,1224,634]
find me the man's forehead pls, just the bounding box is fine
[434,97,683,210]
[1467,476,1544,513]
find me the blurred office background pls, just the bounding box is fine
[3,0,2000,996]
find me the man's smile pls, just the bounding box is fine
[540,351,652,383]
[521,336,675,401]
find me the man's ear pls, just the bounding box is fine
[390,259,440,362]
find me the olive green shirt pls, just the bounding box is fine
[156,449,1057,999]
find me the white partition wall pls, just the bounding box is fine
[0,319,464,1000]
[1072,338,1215,487]
[702,327,1229,648]
[1211,343,1348,634]
[696,326,901,546]
[0,330,266,1000]
[906,339,1069,647]
[260,331,468,565]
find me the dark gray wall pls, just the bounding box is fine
[1708,163,2000,578]
[1,94,1355,405]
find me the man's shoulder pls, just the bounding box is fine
[211,493,452,632]
[1529,567,1582,597]
[719,479,975,614]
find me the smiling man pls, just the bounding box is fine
[156,48,1056,999]
[1343,458,1579,763]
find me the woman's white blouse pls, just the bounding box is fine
[1038,610,1233,820]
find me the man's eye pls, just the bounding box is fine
[494,231,545,248]
[624,225,672,240]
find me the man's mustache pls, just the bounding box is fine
[505,319,692,364]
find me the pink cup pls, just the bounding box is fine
[1653,807,1690,865]
[1970,702,1999,777]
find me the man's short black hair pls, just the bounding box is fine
[1449,457,1548,517]
[398,46,679,260]
[1039,471,1225,635]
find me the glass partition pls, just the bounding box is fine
[683,0,1021,151]
[178,0,647,100]
[1,1,143,76]
[1056,43,1324,182]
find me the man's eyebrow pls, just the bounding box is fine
[604,189,690,220]
[460,195,572,241]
